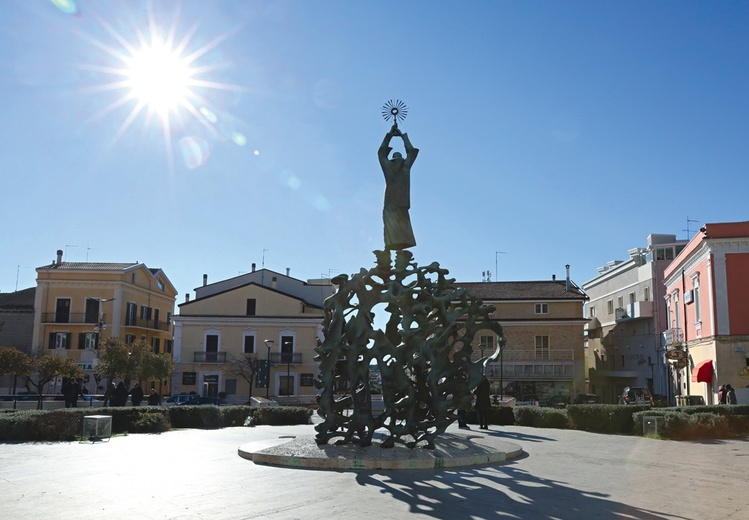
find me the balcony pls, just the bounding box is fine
[269,352,302,365]
[193,352,227,363]
[42,313,104,324]
[124,317,171,331]
[615,301,654,322]
[662,328,683,347]
[484,349,575,381]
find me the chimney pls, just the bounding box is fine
[286,267,290,277]
[185,293,190,303]
[272,276,277,289]
[552,274,556,281]
[56,249,63,266]
[565,264,571,292]
[203,274,208,287]
[252,263,256,272]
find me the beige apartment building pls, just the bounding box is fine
[32,249,177,394]
[457,274,588,405]
[171,267,334,404]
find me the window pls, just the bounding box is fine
[244,335,255,354]
[182,372,196,385]
[166,311,172,325]
[655,247,675,261]
[644,287,650,302]
[164,339,173,353]
[125,334,135,345]
[206,334,219,352]
[534,303,549,314]
[692,275,701,322]
[85,298,100,324]
[246,298,256,316]
[535,335,550,360]
[225,379,237,395]
[281,335,295,363]
[152,337,161,353]
[153,308,160,328]
[140,305,152,321]
[50,332,71,349]
[79,332,98,350]
[55,298,71,323]
[607,300,613,314]
[617,296,623,309]
[126,302,137,326]
[629,292,636,305]
[589,305,596,317]
[157,278,165,291]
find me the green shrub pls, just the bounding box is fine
[634,409,749,440]
[0,409,83,441]
[566,404,649,434]
[252,406,312,426]
[130,411,171,433]
[168,405,222,429]
[513,407,569,429]
[219,405,253,427]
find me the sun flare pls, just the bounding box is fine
[126,40,192,115]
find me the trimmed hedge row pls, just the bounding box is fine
[0,405,312,442]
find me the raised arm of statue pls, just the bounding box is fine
[378,132,394,169]
[401,133,419,167]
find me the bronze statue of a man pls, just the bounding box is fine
[378,125,418,250]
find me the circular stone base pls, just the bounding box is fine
[238,432,523,470]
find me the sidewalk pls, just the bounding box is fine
[1,422,747,520]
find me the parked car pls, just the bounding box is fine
[180,396,221,406]
[574,393,600,404]
[619,386,653,406]
[515,395,540,406]
[546,395,569,408]
[164,394,194,407]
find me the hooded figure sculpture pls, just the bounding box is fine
[378,125,418,250]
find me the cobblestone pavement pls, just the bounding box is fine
[1,422,747,520]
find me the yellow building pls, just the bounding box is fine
[32,249,177,394]
[172,267,334,404]
[457,276,589,405]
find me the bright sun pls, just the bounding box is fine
[125,40,192,115]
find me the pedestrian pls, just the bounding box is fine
[104,382,116,406]
[148,388,160,406]
[725,384,737,405]
[129,383,144,406]
[115,382,128,406]
[718,384,726,404]
[63,377,81,408]
[474,376,492,430]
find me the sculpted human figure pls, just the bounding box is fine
[378,125,418,250]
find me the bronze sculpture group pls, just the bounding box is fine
[314,103,505,448]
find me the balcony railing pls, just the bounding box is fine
[42,313,104,324]
[269,352,302,365]
[124,317,171,331]
[662,328,683,346]
[193,352,227,363]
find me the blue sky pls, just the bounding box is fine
[2,1,748,299]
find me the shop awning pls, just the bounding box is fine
[691,359,713,383]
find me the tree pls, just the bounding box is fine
[0,347,33,395]
[227,354,260,403]
[98,338,174,393]
[27,353,83,409]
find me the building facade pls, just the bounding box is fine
[0,287,36,394]
[583,234,687,404]
[31,249,177,394]
[663,221,749,405]
[456,274,588,405]
[171,267,334,404]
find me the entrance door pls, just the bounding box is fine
[203,375,219,397]
[280,374,295,396]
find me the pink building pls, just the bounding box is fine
[662,221,749,404]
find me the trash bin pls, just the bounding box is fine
[643,416,665,437]
[83,415,112,442]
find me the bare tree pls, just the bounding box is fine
[227,354,260,403]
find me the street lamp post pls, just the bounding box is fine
[499,344,504,400]
[479,343,486,375]
[264,340,273,399]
